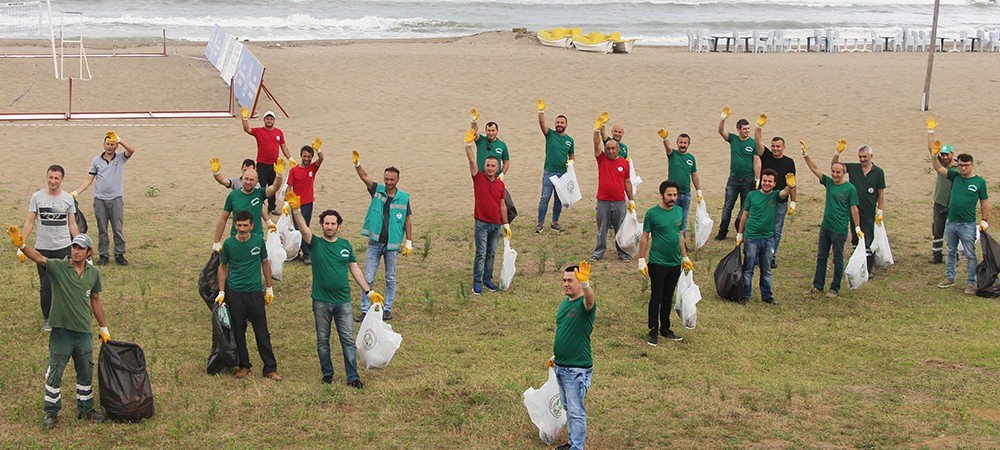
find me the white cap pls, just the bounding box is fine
[263,111,276,119]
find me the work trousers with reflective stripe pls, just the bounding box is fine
[44,328,94,415]
[932,203,948,260]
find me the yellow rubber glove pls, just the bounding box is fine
[368,291,385,306]
[215,291,225,305]
[574,260,591,285]
[465,128,476,144]
[289,158,297,168]
[70,190,78,200]
[265,287,274,306]
[598,111,609,125]
[106,131,120,144]
[210,157,221,174]
[788,201,796,215]
[756,114,767,127]
[926,116,938,131]
[638,258,649,277]
[566,159,573,167]
[799,140,808,157]
[855,227,864,240]
[471,108,479,122]
[285,191,301,210]
[658,129,668,140]
[267,219,277,233]
[681,256,694,272]
[721,106,731,120]
[7,225,24,248]
[312,137,323,152]
[736,233,744,246]
[502,224,512,239]
[547,357,555,368]
[497,173,504,181]
[875,209,884,225]
[536,98,546,112]
[352,150,360,167]
[594,118,604,131]
[98,327,110,343]
[16,249,27,263]
[212,241,222,253]
[402,239,413,256]
[281,203,290,216]
[273,158,286,174]
[980,220,989,232]
[836,139,847,154]
[931,140,942,156]
[627,200,635,213]
[785,173,796,189]
[241,107,249,120]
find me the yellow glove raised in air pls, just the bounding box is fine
[931,140,942,156]
[241,107,249,120]
[721,106,731,120]
[352,150,360,167]
[273,158,286,174]
[799,140,809,157]
[574,260,591,287]
[98,327,110,343]
[471,108,479,122]
[210,157,222,174]
[658,129,668,140]
[536,98,546,112]
[106,131,120,144]
[756,113,767,128]
[465,128,476,144]
[502,224,512,239]
[785,173,796,189]
[594,118,604,131]
[402,239,413,256]
[265,287,274,306]
[836,139,847,154]
[7,225,25,249]
[215,291,225,305]
[368,290,385,305]
[638,258,648,277]
[598,111,609,125]
[855,227,864,240]
[681,256,694,272]
[312,137,323,153]
[926,116,937,132]
[285,191,301,210]
[787,200,797,215]
[875,209,884,225]
[627,200,635,213]
[16,249,27,263]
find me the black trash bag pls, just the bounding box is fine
[975,230,1000,298]
[207,303,238,375]
[74,199,88,234]
[199,252,221,310]
[98,340,155,422]
[505,189,517,224]
[713,245,743,301]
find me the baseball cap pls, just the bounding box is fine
[71,234,93,249]
[263,111,276,119]
[939,144,954,154]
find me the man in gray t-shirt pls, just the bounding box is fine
[72,131,137,266]
[23,165,79,330]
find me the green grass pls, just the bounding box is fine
[0,197,997,448]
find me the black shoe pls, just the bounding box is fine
[534,224,543,234]
[95,256,110,266]
[770,259,778,269]
[43,413,57,429]
[355,312,366,323]
[556,444,572,450]
[321,376,333,384]
[114,254,129,266]
[714,231,728,241]
[738,298,749,305]
[77,409,105,423]
[930,256,943,264]
[763,298,780,306]
[550,223,563,232]
[303,255,311,265]
[347,379,365,389]
[383,311,393,321]
[660,330,683,341]
[646,330,658,346]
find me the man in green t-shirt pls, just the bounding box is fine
[736,169,794,305]
[834,144,886,275]
[716,107,761,240]
[470,110,511,177]
[551,261,595,450]
[801,141,860,298]
[600,121,629,159]
[927,119,957,263]
[536,98,575,234]
[214,210,281,381]
[287,194,384,388]
[8,229,110,429]
[637,180,695,346]
[661,130,702,232]
[930,141,991,293]
[212,164,285,252]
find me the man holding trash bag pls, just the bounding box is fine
[833,144,885,277]
[464,129,511,295]
[927,117,958,264]
[661,130,701,233]
[286,192,383,388]
[535,98,575,234]
[8,228,109,429]
[716,107,761,241]
[637,180,694,346]
[801,140,861,298]
[736,169,794,305]
[551,261,595,450]
[753,115,796,268]
[591,115,634,261]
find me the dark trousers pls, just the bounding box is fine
[293,202,314,257]
[256,162,277,213]
[850,211,877,271]
[37,246,72,320]
[227,290,277,373]
[932,203,948,260]
[648,263,681,333]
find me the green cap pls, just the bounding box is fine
[939,144,954,154]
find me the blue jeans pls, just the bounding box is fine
[555,365,592,450]
[720,177,755,233]
[537,170,564,224]
[361,240,398,313]
[945,220,978,285]
[813,228,848,292]
[473,220,501,285]
[676,193,691,231]
[312,301,359,382]
[772,201,788,257]
[742,238,774,301]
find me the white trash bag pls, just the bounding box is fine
[872,222,894,268]
[627,158,642,197]
[957,227,980,254]
[500,237,517,291]
[673,271,702,329]
[265,229,287,281]
[276,212,302,260]
[522,365,567,446]
[549,162,583,208]
[615,210,642,258]
[845,242,869,290]
[694,198,714,250]
[356,302,402,370]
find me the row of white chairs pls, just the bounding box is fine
[687,28,1000,53]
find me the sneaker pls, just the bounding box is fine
[964,284,976,295]
[484,281,498,292]
[590,255,603,261]
[763,298,780,306]
[661,330,683,341]
[770,259,778,269]
[738,298,749,305]
[714,230,728,241]
[77,409,105,423]
[234,367,251,378]
[347,379,365,389]
[826,290,839,299]
[556,444,572,450]
[95,256,110,266]
[383,311,393,321]
[355,312,366,323]
[321,376,333,384]
[937,278,955,288]
[534,223,544,234]
[618,255,632,261]
[550,223,563,232]
[646,330,658,346]
[804,287,821,295]
[263,371,283,381]
[42,413,57,430]
[472,283,483,295]
[42,319,51,332]
[114,254,129,266]
[303,255,311,265]
[930,256,943,264]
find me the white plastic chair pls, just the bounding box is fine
[976,29,986,52]
[697,28,711,52]
[789,32,805,53]
[732,30,744,52]
[892,29,905,52]
[826,29,840,53]
[868,30,880,52]
[951,31,967,52]
[752,30,767,53]
[813,29,824,52]
[687,29,696,52]
[990,31,1000,52]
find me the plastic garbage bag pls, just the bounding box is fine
[276,213,301,260]
[198,252,221,310]
[694,198,714,250]
[500,237,517,290]
[548,163,582,208]
[356,303,402,370]
[957,227,980,254]
[207,303,238,375]
[673,271,701,330]
[266,229,286,281]
[845,243,869,290]
[504,189,518,224]
[99,340,155,421]
[872,222,894,268]
[714,245,742,301]
[615,211,642,258]
[73,198,88,234]
[628,158,642,197]
[975,230,1000,298]
[522,366,567,446]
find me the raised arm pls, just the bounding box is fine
[353,150,375,190]
[464,138,479,178]
[659,129,673,156]
[718,106,730,141]
[930,143,949,177]
[592,127,603,159]
[118,139,137,158]
[241,108,252,135]
[289,196,313,245]
[800,141,824,180]
[9,225,47,265]
[264,158,286,197]
[537,99,548,134]
[754,122,766,156]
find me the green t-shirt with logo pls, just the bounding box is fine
[728,133,757,179]
[642,205,684,266]
[224,187,267,237]
[667,151,698,194]
[742,190,779,240]
[947,169,988,223]
[543,129,574,174]
[476,136,510,173]
[46,258,102,334]
[310,237,357,304]
[603,137,628,159]
[820,175,859,233]
[553,296,596,368]
[221,235,267,293]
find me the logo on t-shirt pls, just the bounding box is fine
[686,160,694,166]
[340,249,351,258]
[275,135,281,141]
[867,187,875,194]
[85,289,92,298]
[744,146,754,154]
[968,185,979,193]
[565,140,572,147]
[396,212,403,220]
[251,246,262,256]
[309,171,314,178]
[617,166,623,172]
[250,197,261,207]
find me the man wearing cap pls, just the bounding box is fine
[241,108,292,215]
[834,144,885,276]
[71,131,136,266]
[22,165,80,331]
[927,121,957,264]
[7,228,110,429]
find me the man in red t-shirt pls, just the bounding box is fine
[592,116,635,261]
[241,109,292,215]
[464,129,511,295]
[286,140,325,264]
